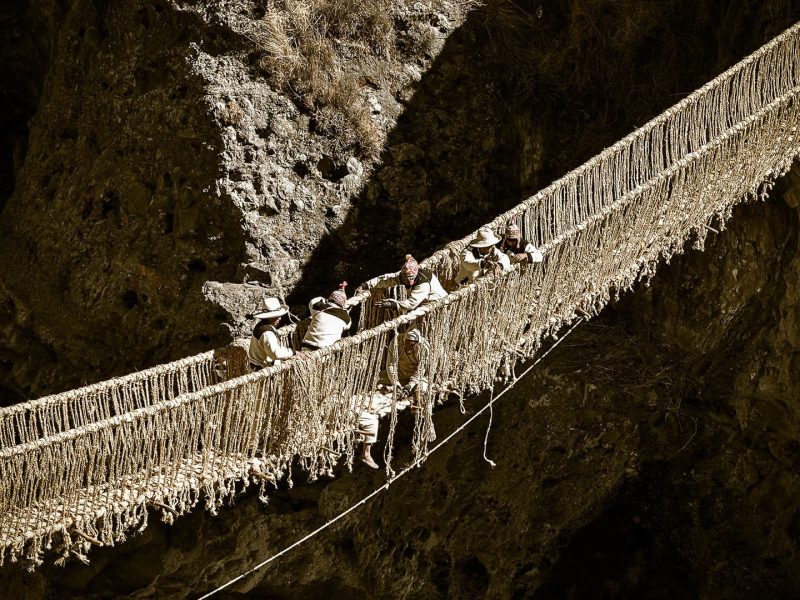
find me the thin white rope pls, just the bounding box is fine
[482,386,497,468]
[198,318,585,599]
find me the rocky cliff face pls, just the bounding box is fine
[1,0,800,597]
[0,1,250,399]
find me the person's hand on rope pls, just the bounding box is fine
[481,254,503,276]
[481,252,502,275]
[398,383,418,399]
[377,298,400,310]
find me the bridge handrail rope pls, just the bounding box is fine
[329,20,800,331]
[0,22,798,568]
[0,351,218,448]
[4,78,797,462]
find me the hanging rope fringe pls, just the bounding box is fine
[1,22,799,568]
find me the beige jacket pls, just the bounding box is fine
[386,332,428,392]
[248,325,293,367]
[365,270,447,311]
[456,246,512,284]
[302,304,352,349]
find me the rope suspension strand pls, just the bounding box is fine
[1,23,800,568]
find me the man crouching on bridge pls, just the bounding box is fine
[357,328,430,469]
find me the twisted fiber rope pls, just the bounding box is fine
[0,352,217,448]
[0,24,798,567]
[269,21,800,336]
[1,88,795,567]
[3,20,796,446]
[418,21,800,275]
[1,110,792,564]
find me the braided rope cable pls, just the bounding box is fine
[0,81,795,566]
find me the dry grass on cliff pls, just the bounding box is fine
[252,0,397,158]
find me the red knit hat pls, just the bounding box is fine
[328,281,348,308]
[400,255,419,280]
[505,220,521,239]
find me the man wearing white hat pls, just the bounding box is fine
[456,227,512,285]
[248,297,294,369]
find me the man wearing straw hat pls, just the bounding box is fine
[248,297,295,369]
[456,226,512,285]
[357,254,447,312]
[499,219,544,265]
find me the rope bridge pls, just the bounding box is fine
[1,22,799,569]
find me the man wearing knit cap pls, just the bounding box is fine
[301,282,352,350]
[358,255,447,312]
[456,227,512,285]
[499,220,544,264]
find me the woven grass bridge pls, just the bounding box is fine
[2,23,800,569]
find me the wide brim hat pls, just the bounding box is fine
[469,227,501,248]
[253,297,289,319]
[405,328,422,342]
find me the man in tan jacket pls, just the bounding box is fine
[248,297,294,369]
[456,227,512,285]
[379,328,428,398]
[358,255,446,312]
[498,220,544,264]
